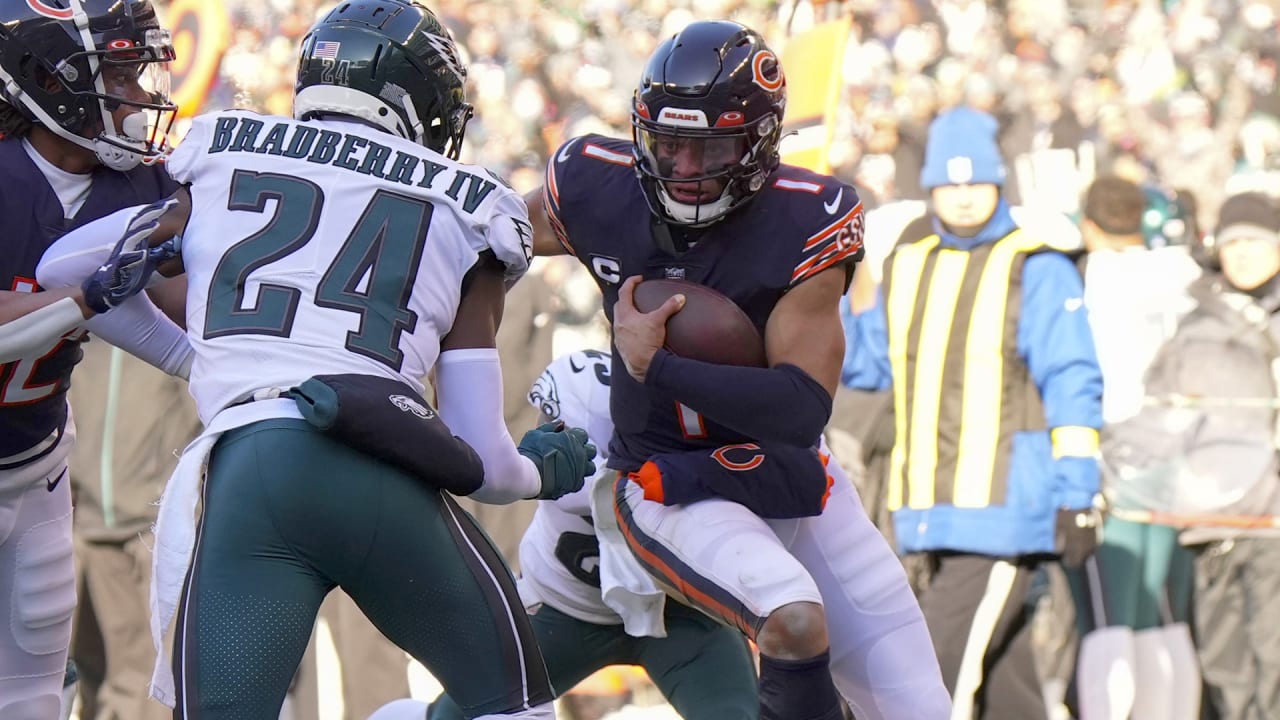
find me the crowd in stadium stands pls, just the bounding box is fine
[203,0,1279,216]
[60,1,1280,719]
[188,0,1278,351]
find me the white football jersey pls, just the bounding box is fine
[167,112,533,422]
[518,349,620,624]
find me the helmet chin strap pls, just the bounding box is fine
[94,112,148,170]
[656,184,734,227]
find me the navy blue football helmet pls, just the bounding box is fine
[0,0,177,169]
[631,21,787,227]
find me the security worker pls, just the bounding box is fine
[842,106,1103,720]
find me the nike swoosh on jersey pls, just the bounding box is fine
[46,467,67,492]
[824,188,843,215]
[557,140,578,164]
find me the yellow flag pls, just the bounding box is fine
[778,18,852,173]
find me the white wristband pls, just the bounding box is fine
[0,297,84,364]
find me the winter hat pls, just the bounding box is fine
[1215,192,1280,248]
[920,106,1006,190]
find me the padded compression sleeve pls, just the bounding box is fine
[435,348,542,503]
[83,294,193,379]
[0,297,85,364]
[645,349,833,447]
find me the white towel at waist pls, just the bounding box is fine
[588,467,668,638]
[148,397,303,707]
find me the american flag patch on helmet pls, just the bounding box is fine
[312,41,341,59]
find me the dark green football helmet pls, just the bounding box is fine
[294,0,472,159]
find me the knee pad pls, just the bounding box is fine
[12,509,75,655]
[0,694,61,720]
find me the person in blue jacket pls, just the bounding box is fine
[841,106,1103,720]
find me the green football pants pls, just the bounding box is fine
[171,418,552,719]
[429,601,758,719]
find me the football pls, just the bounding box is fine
[632,279,767,367]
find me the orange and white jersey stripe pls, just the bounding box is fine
[792,200,865,287]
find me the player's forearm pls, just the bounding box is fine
[0,294,88,363]
[0,288,90,324]
[435,347,542,503]
[645,349,832,447]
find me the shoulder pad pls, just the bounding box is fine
[475,186,535,284]
[775,173,865,287]
[542,134,633,254]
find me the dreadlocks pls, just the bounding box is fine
[0,98,34,139]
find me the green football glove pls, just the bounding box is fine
[518,420,598,500]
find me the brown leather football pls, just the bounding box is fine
[632,279,767,367]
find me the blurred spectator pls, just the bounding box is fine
[1001,63,1088,213]
[1104,192,1280,720]
[1227,112,1280,198]
[1075,176,1202,713]
[68,343,201,720]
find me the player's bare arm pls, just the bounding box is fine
[145,277,188,330]
[524,186,569,258]
[0,196,200,363]
[93,188,190,322]
[436,251,595,503]
[147,186,192,278]
[763,265,847,396]
[440,252,505,350]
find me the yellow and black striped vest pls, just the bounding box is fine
[882,228,1049,511]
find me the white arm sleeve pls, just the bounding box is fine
[82,294,194,379]
[37,212,193,378]
[0,297,85,364]
[435,347,541,504]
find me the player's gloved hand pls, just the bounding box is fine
[147,238,181,267]
[518,420,597,500]
[81,198,178,314]
[1055,506,1101,568]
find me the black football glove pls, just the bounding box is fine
[1055,506,1101,568]
[81,198,177,314]
[518,420,598,500]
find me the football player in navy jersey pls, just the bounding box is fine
[521,20,950,720]
[0,0,181,717]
